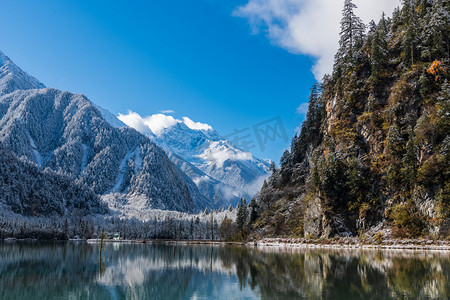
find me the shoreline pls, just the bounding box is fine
[86,237,450,251]
[252,238,450,251]
[3,237,449,251]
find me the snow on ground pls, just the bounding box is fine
[81,144,89,172]
[28,133,42,167]
[102,193,236,222]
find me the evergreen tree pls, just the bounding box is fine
[292,82,323,164]
[387,124,404,159]
[402,0,420,67]
[368,20,377,36]
[269,162,277,175]
[189,218,194,238]
[280,150,291,168]
[370,15,389,80]
[236,198,248,231]
[403,131,418,189]
[335,0,366,71]
[420,0,450,61]
[209,213,215,240]
[63,218,69,239]
[248,198,259,225]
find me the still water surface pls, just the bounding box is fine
[0,242,449,299]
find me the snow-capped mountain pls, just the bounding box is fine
[0,49,211,216]
[117,112,270,206]
[0,51,45,96]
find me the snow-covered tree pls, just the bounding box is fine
[371,14,389,80]
[402,0,420,67]
[236,198,248,231]
[420,0,450,61]
[335,0,366,71]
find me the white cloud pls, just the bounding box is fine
[117,111,214,136]
[117,111,151,133]
[182,116,213,131]
[234,0,401,80]
[296,102,309,115]
[118,111,179,135]
[243,174,270,196]
[160,109,175,114]
[145,114,180,135]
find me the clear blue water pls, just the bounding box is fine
[0,241,448,299]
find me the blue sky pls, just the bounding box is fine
[0,0,398,162]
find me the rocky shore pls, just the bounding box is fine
[255,237,450,251]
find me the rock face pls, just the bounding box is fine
[303,197,323,238]
[255,2,449,239]
[0,49,211,215]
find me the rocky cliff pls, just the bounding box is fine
[254,0,449,239]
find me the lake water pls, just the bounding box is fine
[0,242,448,299]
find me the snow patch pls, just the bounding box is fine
[193,175,210,186]
[102,193,237,222]
[199,141,253,168]
[81,144,89,172]
[111,150,134,193]
[94,104,126,128]
[28,134,43,167]
[110,147,143,193]
[133,147,143,173]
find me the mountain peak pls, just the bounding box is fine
[0,49,45,96]
[117,110,270,205]
[0,50,8,66]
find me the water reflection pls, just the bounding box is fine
[0,242,448,299]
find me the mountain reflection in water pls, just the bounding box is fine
[0,242,448,299]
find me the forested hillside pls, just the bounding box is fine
[0,145,106,217]
[252,0,449,239]
[0,49,212,216]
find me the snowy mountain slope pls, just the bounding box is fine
[94,104,126,129]
[0,50,211,214]
[0,50,45,96]
[117,112,270,206]
[0,145,107,217]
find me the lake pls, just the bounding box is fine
[0,241,448,299]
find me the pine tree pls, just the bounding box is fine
[402,0,420,67]
[368,20,377,36]
[403,131,418,189]
[292,82,323,164]
[236,198,248,231]
[269,161,276,175]
[63,218,69,239]
[335,0,366,72]
[189,218,194,239]
[387,124,404,159]
[420,0,450,61]
[248,198,259,225]
[209,213,215,240]
[370,14,389,80]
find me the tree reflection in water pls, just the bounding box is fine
[0,242,448,299]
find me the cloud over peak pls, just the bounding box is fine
[234,0,400,80]
[117,111,213,136]
[182,116,213,131]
